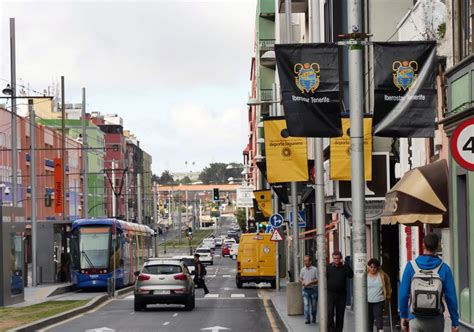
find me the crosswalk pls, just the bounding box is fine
[124,293,250,300]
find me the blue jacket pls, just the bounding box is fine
[398,255,459,327]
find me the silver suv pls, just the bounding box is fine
[134,259,195,311]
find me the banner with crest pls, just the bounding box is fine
[373,41,436,137]
[264,117,309,183]
[275,43,342,137]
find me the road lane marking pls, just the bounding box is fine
[173,313,178,317]
[222,275,231,278]
[196,297,259,300]
[230,294,245,298]
[163,322,170,326]
[125,295,134,299]
[258,290,280,332]
[204,294,219,298]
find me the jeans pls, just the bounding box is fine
[368,301,385,330]
[410,315,444,332]
[302,287,318,322]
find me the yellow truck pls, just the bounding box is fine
[236,233,276,289]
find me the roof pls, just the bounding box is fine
[157,184,240,191]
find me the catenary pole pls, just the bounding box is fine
[271,82,280,291]
[137,173,142,223]
[309,0,328,329]
[284,0,300,282]
[61,76,66,218]
[82,88,88,218]
[29,99,38,286]
[112,160,116,217]
[348,0,368,330]
[10,18,18,207]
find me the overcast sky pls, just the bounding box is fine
[0,0,256,175]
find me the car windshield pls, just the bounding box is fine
[79,227,110,269]
[196,249,210,254]
[143,264,182,275]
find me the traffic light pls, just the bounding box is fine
[45,192,52,207]
[213,188,219,201]
[187,227,193,236]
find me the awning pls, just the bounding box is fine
[381,159,449,227]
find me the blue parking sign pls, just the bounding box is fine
[269,213,284,228]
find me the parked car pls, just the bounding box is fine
[173,255,196,275]
[202,238,216,250]
[230,243,239,258]
[134,259,195,311]
[222,244,230,257]
[194,246,213,265]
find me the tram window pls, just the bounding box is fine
[143,264,182,275]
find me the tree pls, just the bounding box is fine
[180,176,192,185]
[198,162,245,184]
[158,170,176,185]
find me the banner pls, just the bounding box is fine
[275,43,342,137]
[236,186,254,208]
[54,158,63,214]
[330,117,373,180]
[264,117,309,183]
[254,190,272,218]
[373,41,436,137]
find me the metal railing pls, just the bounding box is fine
[259,39,275,52]
[260,89,273,101]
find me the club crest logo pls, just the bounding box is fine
[294,62,320,93]
[392,60,418,91]
[281,147,292,158]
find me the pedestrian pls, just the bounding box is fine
[194,253,209,295]
[327,251,354,332]
[299,255,318,324]
[399,233,459,332]
[367,258,392,331]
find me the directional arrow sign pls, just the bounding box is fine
[200,326,230,332]
[85,328,116,332]
[270,229,283,241]
[269,213,284,228]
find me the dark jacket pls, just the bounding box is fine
[327,263,354,293]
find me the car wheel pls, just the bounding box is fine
[184,295,195,311]
[236,277,243,289]
[134,300,145,311]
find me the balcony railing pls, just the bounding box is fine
[259,39,275,52]
[260,89,274,101]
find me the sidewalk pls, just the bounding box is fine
[265,280,454,331]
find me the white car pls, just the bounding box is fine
[195,247,213,265]
[202,238,216,250]
[224,238,236,248]
[214,238,223,247]
[230,243,239,258]
[173,255,196,275]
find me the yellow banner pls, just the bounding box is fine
[254,190,272,218]
[264,119,308,183]
[330,117,372,181]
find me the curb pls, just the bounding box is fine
[10,286,135,332]
[48,284,75,297]
[263,289,293,332]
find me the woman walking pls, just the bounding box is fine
[367,258,392,331]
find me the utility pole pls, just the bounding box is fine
[137,173,142,223]
[178,190,182,244]
[271,82,280,291]
[309,0,328,329]
[284,0,300,282]
[125,172,129,222]
[81,88,88,218]
[29,99,38,286]
[10,18,18,207]
[111,160,116,217]
[61,76,66,219]
[185,190,188,224]
[153,181,158,257]
[348,0,368,330]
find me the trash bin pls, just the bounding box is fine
[287,281,303,315]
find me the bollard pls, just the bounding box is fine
[36,266,42,285]
[287,282,304,315]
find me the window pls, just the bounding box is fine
[457,173,470,317]
[143,264,182,275]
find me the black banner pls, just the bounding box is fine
[373,41,436,137]
[275,43,342,137]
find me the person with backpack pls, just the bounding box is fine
[399,233,459,332]
[194,253,209,295]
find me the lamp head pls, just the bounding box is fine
[2,84,13,96]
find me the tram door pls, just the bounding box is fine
[53,224,70,282]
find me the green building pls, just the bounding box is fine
[38,119,106,218]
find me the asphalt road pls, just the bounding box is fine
[45,215,286,332]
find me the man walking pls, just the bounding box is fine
[327,251,353,332]
[399,233,459,332]
[300,255,318,324]
[194,253,209,295]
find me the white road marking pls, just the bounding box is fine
[173,313,178,317]
[222,275,231,278]
[196,297,259,300]
[163,322,170,326]
[125,295,134,299]
[231,294,245,298]
[204,293,219,298]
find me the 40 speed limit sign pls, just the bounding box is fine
[451,118,474,171]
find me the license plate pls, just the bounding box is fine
[154,290,170,295]
[243,268,256,273]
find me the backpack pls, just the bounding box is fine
[410,260,444,316]
[198,262,207,277]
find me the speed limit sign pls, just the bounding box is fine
[451,117,474,171]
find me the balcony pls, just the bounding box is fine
[259,39,275,53]
[260,89,273,101]
[259,0,275,18]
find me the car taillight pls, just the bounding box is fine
[137,274,151,281]
[172,289,185,293]
[174,273,187,280]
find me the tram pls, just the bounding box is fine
[70,219,154,289]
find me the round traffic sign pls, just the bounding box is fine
[269,213,284,228]
[451,117,474,171]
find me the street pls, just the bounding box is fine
[45,216,285,332]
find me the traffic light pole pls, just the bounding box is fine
[30,99,38,287]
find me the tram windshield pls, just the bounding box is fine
[79,227,110,269]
